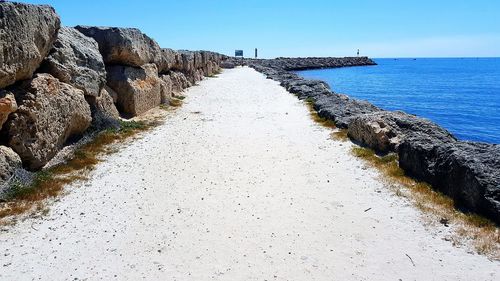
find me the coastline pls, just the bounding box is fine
[224,57,500,225]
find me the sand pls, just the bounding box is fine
[0,67,498,280]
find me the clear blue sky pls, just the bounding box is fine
[20,0,500,58]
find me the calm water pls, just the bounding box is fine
[296,58,500,144]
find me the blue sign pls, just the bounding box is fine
[235,50,243,57]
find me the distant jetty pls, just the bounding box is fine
[222,56,376,70]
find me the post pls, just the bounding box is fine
[255,48,258,59]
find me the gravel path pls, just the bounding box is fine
[0,67,498,280]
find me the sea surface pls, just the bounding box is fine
[296,58,500,144]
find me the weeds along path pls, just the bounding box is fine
[0,67,498,280]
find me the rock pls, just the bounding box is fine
[193,69,204,82]
[169,71,191,93]
[0,2,60,88]
[220,60,237,69]
[282,78,331,100]
[105,86,119,104]
[158,48,179,73]
[92,87,120,119]
[314,94,381,128]
[178,50,195,79]
[75,26,162,68]
[159,75,173,104]
[348,111,455,153]
[106,63,161,116]
[193,52,203,71]
[399,135,500,224]
[85,87,120,130]
[0,91,17,129]
[0,146,22,185]
[4,74,92,170]
[41,27,106,97]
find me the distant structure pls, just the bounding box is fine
[255,48,258,59]
[357,49,360,57]
[235,50,243,58]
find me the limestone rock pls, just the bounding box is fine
[85,87,120,130]
[0,146,22,184]
[178,51,195,79]
[91,87,120,120]
[314,94,381,128]
[0,91,17,129]
[105,86,118,104]
[399,135,500,224]
[75,26,162,68]
[158,48,179,73]
[170,71,191,94]
[106,64,161,116]
[0,2,60,88]
[41,27,106,97]
[5,74,92,170]
[200,51,222,76]
[347,111,455,153]
[159,75,173,104]
[220,59,239,69]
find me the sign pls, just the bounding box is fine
[235,50,243,57]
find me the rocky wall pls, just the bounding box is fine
[0,2,225,181]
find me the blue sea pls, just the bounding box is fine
[296,58,500,144]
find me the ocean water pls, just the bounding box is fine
[296,58,500,144]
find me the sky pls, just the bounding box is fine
[20,0,500,58]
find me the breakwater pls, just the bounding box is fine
[0,2,225,190]
[237,57,500,224]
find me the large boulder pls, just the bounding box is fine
[200,51,222,76]
[193,51,203,70]
[89,88,120,119]
[178,50,195,76]
[41,27,106,97]
[5,74,92,170]
[169,71,191,93]
[347,111,455,153]
[159,75,173,104]
[0,91,17,129]
[399,135,500,224]
[75,26,162,68]
[0,2,61,88]
[314,94,381,128]
[0,146,22,185]
[158,48,179,74]
[282,78,332,100]
[85,87,120,130]
[106,63,161,116]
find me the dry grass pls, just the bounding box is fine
[0,120,155,224]
[305,99,336,129]
[351,146,500,260]
[169,95,185,108]
[169,99,183,107]
[303,99,499,259]
[330,130,349,141]
[159,104,170,111]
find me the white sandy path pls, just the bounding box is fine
[0,67,498,281]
